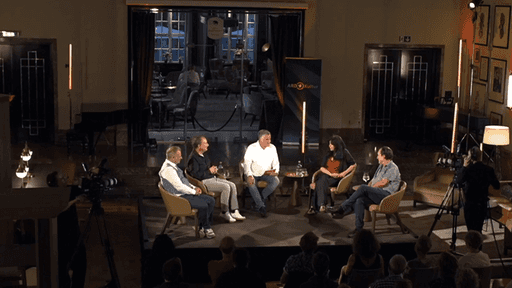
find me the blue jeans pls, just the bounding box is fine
[181,194,215,229]
[341,185,390,230]
[247,175,280,209]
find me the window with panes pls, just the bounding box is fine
[154,12,186,63]
[221,13,256,63]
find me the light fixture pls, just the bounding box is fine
[16,159,28,179]
[468,0,483,10]
[483,125,509,179]
[262,43,271,52]
[1,30,20,37]
[20,142,33,161]
[483,125,510,146]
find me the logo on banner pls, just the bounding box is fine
[208,17,224,40]
[287,81,318,90]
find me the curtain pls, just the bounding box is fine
[270,14,302,107]
[130,11,155,145]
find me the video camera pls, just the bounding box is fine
[436,145,463,170]
[79,158,119,203]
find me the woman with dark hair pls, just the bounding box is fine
[338,229,384,286]
[308,135,356,214]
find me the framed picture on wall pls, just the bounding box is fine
[490,111,503,125]
[472,82,487,115]
[490,58,507,103]
[479,56,489,81]
[475,5,490,46]
[493,6,511,49]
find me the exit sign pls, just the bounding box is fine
[399,36,411,43]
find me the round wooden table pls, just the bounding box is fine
[285,172,308,207]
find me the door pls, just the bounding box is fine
[364,47,441,141]
[0,41,55,143]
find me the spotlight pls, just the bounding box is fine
[468,0,483,10]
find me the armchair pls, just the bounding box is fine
[206,58,230,95]
[238,161,277,210]
[413,167,457,208]
[169,90,199,129]
[158,182,200,237]
[184,170,221,208]
[368,181,409,234]
[309,164,357,207]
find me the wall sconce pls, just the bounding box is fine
[468,0,483,10]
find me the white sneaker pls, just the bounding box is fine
[205,228,216,239]
[231,210,246,220]
[221,212,236,223]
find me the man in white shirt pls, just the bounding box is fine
[159,145,216,239]
[243,129,280,217]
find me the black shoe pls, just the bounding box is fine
[327,205,344,214]
[259,206,267,218]
[347,229,359,238]
[330,212,345,219]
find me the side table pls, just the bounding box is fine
[285,172,308,207]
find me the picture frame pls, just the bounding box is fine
[493,6,511,49]
[490,111,503,125]
[489,58,507,103]
[472,82,487,115]
[475,5,490,46]
[479,56,489,82]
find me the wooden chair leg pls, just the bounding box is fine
[395,213,409,234]
[161,214,172,234]
[194,214,199,238]
[372,211,377,232]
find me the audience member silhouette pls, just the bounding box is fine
[428,251,459,288]
[281,232,319,287]
[456,267,479,288]
[338,229,384,285]
[458,230,491,268]
[300,251,338,288]
[215,248,266,288]
[370,254,407,288]
[404,234,437,276]
[153,257,189,288]
[208,236,236,286]
[142,234,177,288]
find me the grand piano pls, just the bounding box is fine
[73,103,129,155]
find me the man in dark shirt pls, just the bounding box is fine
[456,146,500,233]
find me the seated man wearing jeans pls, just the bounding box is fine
[159,145,216,239]
[243,129,280,217]
[329,146,400,238]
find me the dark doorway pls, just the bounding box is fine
[0,39,56,144]
[363,45,442,142]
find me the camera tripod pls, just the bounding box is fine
[427,174,465,252]
[68,199,120,288]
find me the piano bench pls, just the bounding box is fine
[66,129,89,155]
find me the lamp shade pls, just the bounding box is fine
[483,125,510,146]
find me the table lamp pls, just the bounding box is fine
[483,125,510,178]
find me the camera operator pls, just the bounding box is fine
[456,146,500,233]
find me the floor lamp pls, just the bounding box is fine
[483,125,510,179]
